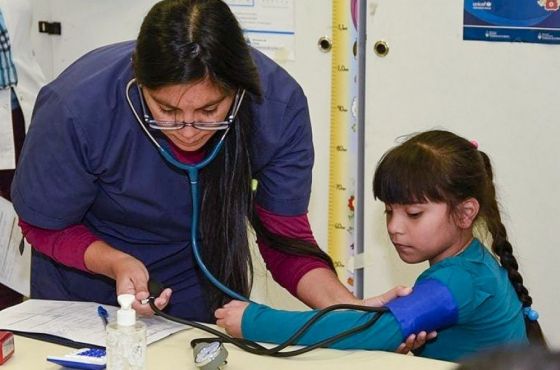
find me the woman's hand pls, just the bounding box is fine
[215,300,250,337]
[112,254,172,316]
[361,285,437,354]
[84,240,172,316]
[361,285,412,307]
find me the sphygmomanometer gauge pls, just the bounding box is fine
[193,341,228,370]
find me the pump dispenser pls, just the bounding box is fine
[106,294,147,370]
[116,294,136,326]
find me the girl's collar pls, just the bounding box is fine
[454,237,475,257]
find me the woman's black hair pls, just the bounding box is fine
[373,129,546,346]
[133,0,333,312]
[134,0,261,94]
[134,0,259,313]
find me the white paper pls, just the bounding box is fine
[0,299,190,347]
[226,0,295,61]
[0,88,16,170]
[0,196,30,295]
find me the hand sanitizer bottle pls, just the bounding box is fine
[106,294,147,370]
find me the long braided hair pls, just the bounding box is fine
[477,149,546,346]
[373,129,545,346]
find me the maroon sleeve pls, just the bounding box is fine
[19,219,99,271]
[255,205,331,296]
[16,141,197,273]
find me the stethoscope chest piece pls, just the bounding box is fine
[193,341,228,370]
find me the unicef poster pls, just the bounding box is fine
[464,0,560,43]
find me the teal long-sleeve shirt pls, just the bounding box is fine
[241,239,528,362]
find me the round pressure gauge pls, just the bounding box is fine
[193,341,228,370]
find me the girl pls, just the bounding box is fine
[215,129,545,361]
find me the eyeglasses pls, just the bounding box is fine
[136,84,245,131]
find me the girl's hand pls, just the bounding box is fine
[396,330,437,354]
[215,300,249,337]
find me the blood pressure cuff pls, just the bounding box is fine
[385,278,459,338]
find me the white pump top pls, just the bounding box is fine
[116,294,136,326]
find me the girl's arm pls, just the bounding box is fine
[216,300,403,351]
[216,278,459,353]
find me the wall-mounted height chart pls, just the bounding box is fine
[328,0,358,292]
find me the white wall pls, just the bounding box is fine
[28,0,52,78]
[363,0,560,349]
[249,1,332,309]
[29,0,155,78]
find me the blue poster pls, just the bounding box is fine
[464,0,560,44]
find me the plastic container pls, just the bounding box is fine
[106,294,147,370]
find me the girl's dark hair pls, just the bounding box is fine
[133,0,334,312]
[373,129,545,346]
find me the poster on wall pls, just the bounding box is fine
[464,0,560,44]
[225,0,295,61]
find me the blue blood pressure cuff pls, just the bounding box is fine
[385,279,459,338]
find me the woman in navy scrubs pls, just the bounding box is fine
[12,3,427,351]
[11,0,372,323]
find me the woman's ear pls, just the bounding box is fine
[456,198,480,229]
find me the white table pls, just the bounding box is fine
[4,328,457,370]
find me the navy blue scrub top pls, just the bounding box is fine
[11,41,315,322]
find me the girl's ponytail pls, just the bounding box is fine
[478,151,546,347]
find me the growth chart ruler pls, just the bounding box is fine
[327,0,359,292]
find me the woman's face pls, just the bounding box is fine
[142,78,235,152]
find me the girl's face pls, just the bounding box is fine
[385,201,473,265]
[142,78,235,152]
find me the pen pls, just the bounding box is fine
[97,305,109,327]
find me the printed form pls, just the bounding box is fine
[0,89,15,170]
[0,300,190,348]
[0,196,29,295]
[226,0,295,61]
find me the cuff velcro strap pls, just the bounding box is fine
[385,278,459,338]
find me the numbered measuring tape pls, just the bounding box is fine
[327,0,358,291]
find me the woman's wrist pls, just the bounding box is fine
[296,267,358,308]
[83,240,133,278]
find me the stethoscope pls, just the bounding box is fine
[125,78,387,365]
[126,78,246,302]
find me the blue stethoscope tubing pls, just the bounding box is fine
[126,78,248,302]
[127,79,389,357]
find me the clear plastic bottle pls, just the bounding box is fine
[106,294,147,370]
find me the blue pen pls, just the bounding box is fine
[97,305,109,326]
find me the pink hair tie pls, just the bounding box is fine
[470,139,479,149]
